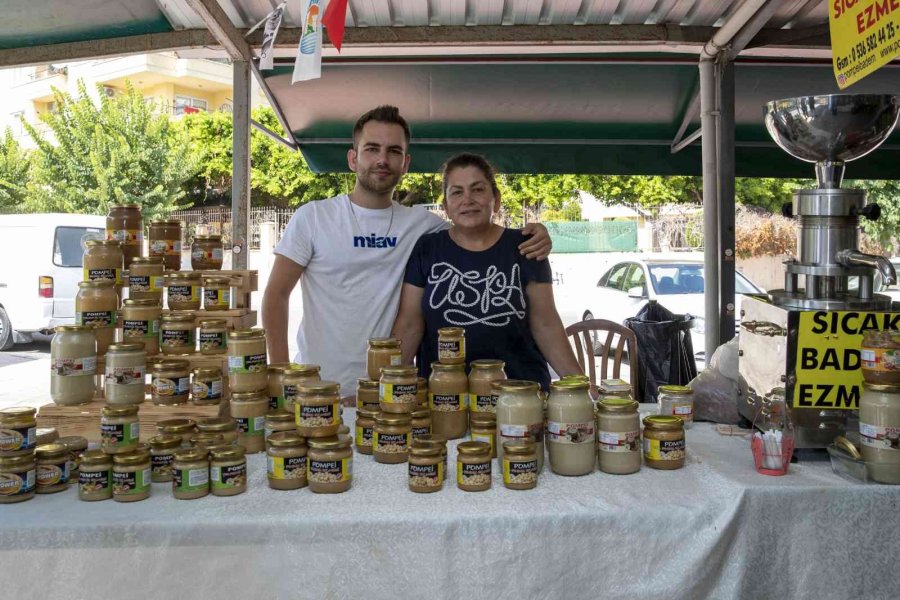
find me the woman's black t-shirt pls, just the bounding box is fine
[403,228,553,389]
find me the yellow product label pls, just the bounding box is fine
[267,454,307,480]
[308,456,352,483]
[379,382,418,404]
[429,393,466,412]
[295,402,340,427]
[355,425,373,447]
[107,229,142,245]
[437,338,465,360]
[83,267,122,285]
[373,430,411,451]
[457,460,492,486]
[642,437,685,461]
[502,457,537,485]
[829,0,900,89]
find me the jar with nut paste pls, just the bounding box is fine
[203,276,232,312]
[267,431,308,490]
[307,436,352,494]
[191,234,224,270]
[294,381,341,438]
[121,299,161,355]
[597,398,641,475]
[172,447,209,500]
[417,378,428,407]
[469,359,506,414]
[408,444,443,493]
[58,435,87,484]
[148,219,182,270]
[76,279,117,355]
[151,359,190,405]
[642,415,685,470]
[104,342,146,405]
[106,203,143,268]
[198,319,227,355]
[82,239,123,296]
[35,428,59,447]
[282,364,322,414]
[374,413,412,464]
[469,411,498,459]
[496,380,544,472]
[859,382,900,484]
[211,445,247,496]
[227,329,267,393]
[379,366,418,414]
[192,367,223,405]
[0,407,37,457]
[128,257,165,303]
[112,449,152,502]
[267,363,295,411]
[367,337,402,380]
[190,432,225,450]
[35,443,69,493]
[861,331,900,386]
[230,390,268,454]
[547,379,596,476]
[355,407,377,455]
[78,450,112,501]
[160,312,196,355]
[51,325,97,406]
[411,408,432,443]
[156,418,197,447]
[502,440,539,490]
[413,434,448,473]
[437,327,465,364]
[658,385,694,429]
[356,378,380,410]
[149,434,181,482]
[101,404,140,454]
[0,454,36,503]
[166,272,201,311]
[265,410,295,441]
[457,440,492,492]
[196,417,238,446]
[429,363,468,440]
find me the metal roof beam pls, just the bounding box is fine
[184,0,253,61]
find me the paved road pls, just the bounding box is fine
[0,335,51,367]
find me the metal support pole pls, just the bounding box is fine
[716,60,736,348]
[699,58,719,364]
[232,59,251,270]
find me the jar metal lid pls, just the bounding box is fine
[54,324,93,333]
[266,410,294,425]
[167,271,202,280]
[152,359,190,371]
[437,327,465,337]
[0,454,35,468]
[109,203,140,209]
[357,378,379,389]
[193,367,221,377]
[101,404,140,417]
[130,256,164,265]
[84,239,122,248]
[0,406,37,420]
[409,445,440,457]
[78,279,115,288]
[502,440,536,454]
[550,379,590,391]
[35,443,68,459]
[227,328,266,340]
[287,364,321,376]
[307,436,351,450]
[862,382,900,393]
[457,441,491,455]
[107,342,146,354]
[210,445,246,460]
[415,433,447,445]
[368,337,401,348]
[194,234,222,241]
[199,319,227,328]
[79,449,112,466]
[190,432,226,445]
[470,412,497,424]
[431,362,465,372]
[113,449,150,465]
[470,359,505,370]
[149,434,182,449]
[203,276,233,286]
[643,415,684,430]
[267,431,307,448]
[149,219,181,226]
[122,298,160,307]
[356,408,380,419]
[267,362,296,374]
[493,380,540,392]
[296,380,340,394]
[410,408,430,419]
[231,390,268,402]
[562,374,591,382]
[196,417,237,432]
[598,398,639,413]
[376,413,412,426]
[174,447,208,461]
[162,312,196,323]
[157,418,196,433]
[380,365,417,377]
[658,385,692,396]
[57,436,89,451]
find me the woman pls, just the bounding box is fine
[391,153,582,389]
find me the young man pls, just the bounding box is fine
[262,105,552,397]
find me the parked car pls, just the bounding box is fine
[0,214,105,350]
[568,259,765,360]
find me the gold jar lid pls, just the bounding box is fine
[267,362,296,374]
[35,443,68,459]
[199,319,227,328]
[562,374,591,382]
[307,436,351,450]
[502,440,536,455]
[78,279,115,289]
[210,445,246,460]
[410,408,430,419]
[658,385,692,396]
[376,413,411,426]
[493,380,540,392]
[266,410,294,425]
[598,398,639,413]
[286,364,321,377]
[296,380,340,395]
[203,276,232,286]
[227,328,266,340]
[357,378,379,389]
[431,362,465,372]
[380,365,417,377]
[194,234,222,241]
[0,454,35,468]
[167,271,201,281]
[122,299,160,308]
[157,418,196,434]
[190,432,226,446]
[85,239,121,248]
[174,447,208,462]
[470,359,505,370]
[643,415,684,430]
[196,417,237,432]
[409,445,440,458]
[0,406,37,421]
[368,337,401,348]
[437,327,465,337]
[193,367,221,377]
[149,219,181,226]
[109,203,141,210]
[80,449,112,466]
[231,390,267,402]
[161,312,196,323]
[113,449,150,465]
[267,431,307,448]
[54,324,93,333]
[470,411,496,424]
[106,342,146,354]
[412,437,447,451]
[149,434,182,450]
[549,379,590,391]
[457,441,491,455]
[130,256,164,265]
[57,436,88,452]
[356,407,379,420]
[862,382,900,393]
[152,359,190,371]
[101,404,140,417]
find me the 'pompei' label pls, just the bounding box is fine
[296,403,339,427]
[643,438,685,461]
[599,430,641,453]
[547,421,595,444]
[51,356,97,377]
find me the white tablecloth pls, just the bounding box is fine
[2,409,899,600]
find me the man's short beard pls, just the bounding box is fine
[358,170,402,194]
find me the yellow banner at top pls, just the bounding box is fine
[830,1,900,88]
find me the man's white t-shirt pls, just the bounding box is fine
[274,194,447,395]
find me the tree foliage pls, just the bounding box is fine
[24,81,196,221]
[850,179,900,252]
[0,128,30,212]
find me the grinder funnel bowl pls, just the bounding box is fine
[764,94,899,188]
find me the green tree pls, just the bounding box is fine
[849,179,900,252]
[24,81,196,220]
[0,128,30,213]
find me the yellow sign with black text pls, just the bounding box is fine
[830,0,900,89]
[792,310,899,409]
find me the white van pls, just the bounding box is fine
[0,214,105,350]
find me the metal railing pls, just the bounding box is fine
[168,206,296,249]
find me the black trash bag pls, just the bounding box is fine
[624,301,698,403]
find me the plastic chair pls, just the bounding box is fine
[565,319,639,400]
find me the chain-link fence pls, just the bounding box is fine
[169,206,295,249]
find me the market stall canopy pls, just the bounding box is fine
[1,0,898,176]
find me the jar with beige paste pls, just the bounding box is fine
[50,325,97,406]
